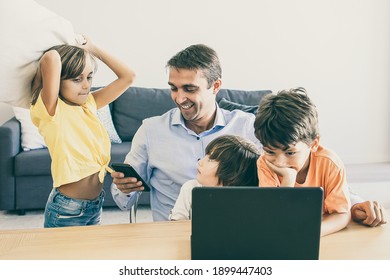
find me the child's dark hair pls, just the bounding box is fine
[254,87,319,149]
[31,44,97,105]
[166,44,221,89]
[205,135,260,186]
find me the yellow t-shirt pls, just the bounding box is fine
[257,145,351,215]
[30,93,111,188]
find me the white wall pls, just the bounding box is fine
[2,0,390,164]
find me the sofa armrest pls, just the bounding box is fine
[0,117,21,210]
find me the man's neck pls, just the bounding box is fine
[185,109,217,135]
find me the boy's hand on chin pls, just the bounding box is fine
[265,159,297,187]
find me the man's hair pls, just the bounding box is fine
[31,44,97,105]
[254,87,319,149]
[205,135,260,186]
[166,44,221,88]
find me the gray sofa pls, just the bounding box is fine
[0,87,271,214]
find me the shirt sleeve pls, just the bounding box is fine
[124,123,151,184]
[110,182,139,211]
[244,113,262,148]
[111,122,152,211]
[169,180,196,220]
[323,162,351,214]
[30,93,57,126]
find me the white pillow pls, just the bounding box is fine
[13,107,46,151]
[0,0,76,108]
[13,105,122,151]
[96,105,122,144]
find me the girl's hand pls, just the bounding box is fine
[75,33,87,46]
[76,34,98,55]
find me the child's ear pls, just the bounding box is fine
[310,136,320,152]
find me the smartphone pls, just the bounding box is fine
[110,163,151,192]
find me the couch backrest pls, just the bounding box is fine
[112,87,174,141]
[112,87,271,141]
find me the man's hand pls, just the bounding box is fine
[111,172,144,194]
[351,201,387,227]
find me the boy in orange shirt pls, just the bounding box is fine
[254,87,350,236]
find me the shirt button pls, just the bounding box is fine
[196,137,200,140]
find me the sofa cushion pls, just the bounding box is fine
[109,142,132,164]
[218,98,258,114]
[15,148,51,176]
[113,87,175,141]
[13,107,47,151]
[96,105,122,144]
[216,89,272,106]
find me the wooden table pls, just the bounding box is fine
[0,212,389,260]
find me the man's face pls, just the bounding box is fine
[168,68,220,124]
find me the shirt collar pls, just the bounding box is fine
[171,103,226,130]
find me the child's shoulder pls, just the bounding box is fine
[182,179,201,189]
[84,93,97,108]
[313,145,345,170]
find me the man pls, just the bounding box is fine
[111,44,386,226]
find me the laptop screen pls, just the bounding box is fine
[191,187,323,260]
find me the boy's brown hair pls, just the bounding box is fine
[254,87,319,149]
[205,135,260,186]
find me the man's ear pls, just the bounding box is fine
[212,79,222,95]
[310,135,320,152]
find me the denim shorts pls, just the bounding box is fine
[44,188,105,228]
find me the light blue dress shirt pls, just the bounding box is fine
[111,105,260,221]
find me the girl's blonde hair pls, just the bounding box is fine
[31,44,96,105]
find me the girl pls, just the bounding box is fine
[30,35,135,227]
[170,135,261,220]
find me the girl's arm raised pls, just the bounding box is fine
[34,50,61,115]
[82,36,136,109]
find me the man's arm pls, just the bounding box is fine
[111,124,150,210]
[110,182,139,211]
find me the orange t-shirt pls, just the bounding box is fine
[257,145,351,214]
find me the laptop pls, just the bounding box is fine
[191,187,323,260]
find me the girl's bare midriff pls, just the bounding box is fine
[57,172,103,200]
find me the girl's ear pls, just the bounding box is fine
[310,135,320,152]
